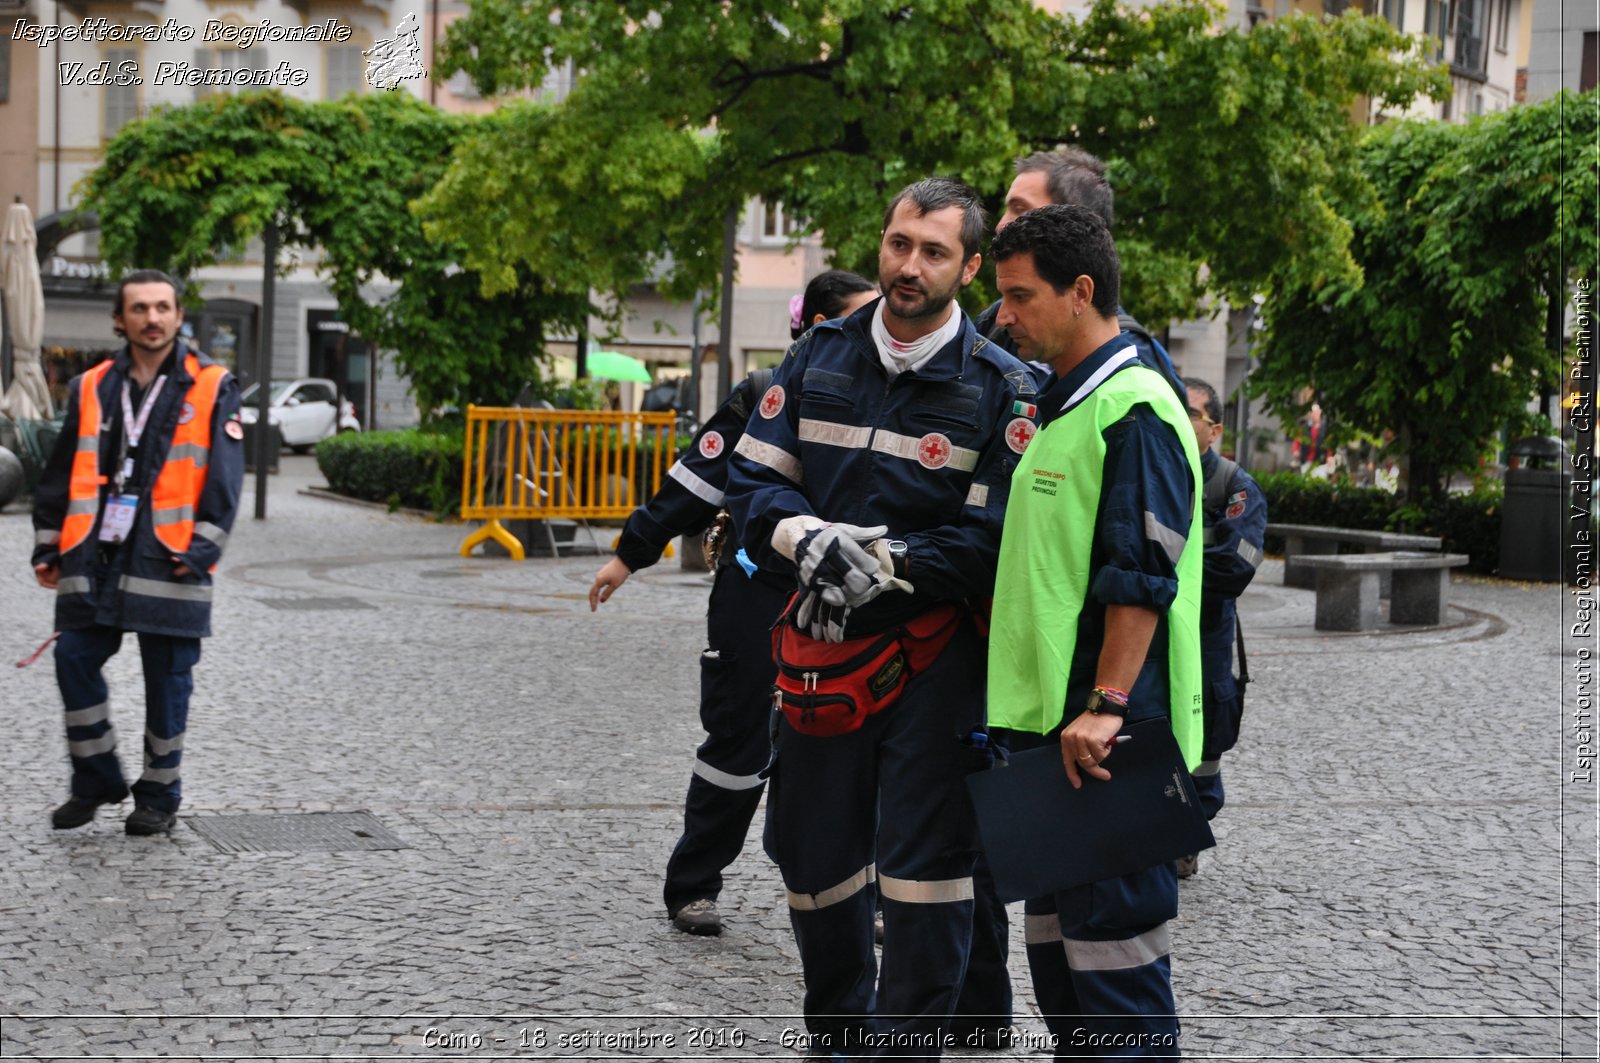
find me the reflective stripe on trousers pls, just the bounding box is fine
[54,625,200,813]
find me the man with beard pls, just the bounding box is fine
[727,177,1040,1060]
[31,270,244,836]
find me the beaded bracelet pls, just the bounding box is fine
[1092,685,1130,706]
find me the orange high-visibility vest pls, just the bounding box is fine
[58,354,227,556]
[58,360,115,555]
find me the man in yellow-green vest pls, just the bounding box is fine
[985,205,1203,1059]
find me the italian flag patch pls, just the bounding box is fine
[1013,400,1038,418]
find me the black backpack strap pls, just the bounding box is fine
[727,367,774,422]
[1235,614,1250,688]
[1116,309,1155,347]
[1204,455,1239,515]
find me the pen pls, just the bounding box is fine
[1110,735,1132,745]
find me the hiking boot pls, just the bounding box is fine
[670,898,722,936]
[124,806,177,836]
[1176,853,1199,879]
[51,787,129,830]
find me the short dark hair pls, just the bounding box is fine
[114,269,182,316]
[989,204,1120,316]
[882,177,988,262]
[1183,377,1223,425]
[1015,148,1114,229]
[793,269,877,340]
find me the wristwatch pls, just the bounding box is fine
[1085,689,1128,717]
[886,539,909,579]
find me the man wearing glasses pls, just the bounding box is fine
[1178,377,1267,876]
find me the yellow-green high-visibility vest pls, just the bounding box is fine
[987,356,1205,769]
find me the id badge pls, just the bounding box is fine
[97,494,140,543]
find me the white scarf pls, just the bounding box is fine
[871,300,963,378]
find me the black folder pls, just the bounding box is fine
[966,717,1216,902]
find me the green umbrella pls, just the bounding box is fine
[582,350,653,384]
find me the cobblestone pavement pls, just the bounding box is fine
[0,455,1594,1061]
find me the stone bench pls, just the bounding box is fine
[1269,522,1444,594]
[1295,551,1470,631]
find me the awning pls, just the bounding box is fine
[41,296,120,352]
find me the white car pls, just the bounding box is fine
[239,378,361,453]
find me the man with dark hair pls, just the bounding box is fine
[881,177,990,264]
[727,176,1040,1059]
[1176,376,1266,876]
[1010,148,1116,230]
[979,147,1184,399]
[31,269,244,836]
[986,205,1203,1058]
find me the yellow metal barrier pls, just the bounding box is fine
[460,405,679,560]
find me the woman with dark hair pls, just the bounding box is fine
[789,269,877,341]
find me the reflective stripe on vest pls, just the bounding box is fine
[150,356,226,556]
[58,361,116,555]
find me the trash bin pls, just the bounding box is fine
[1499,436,1569,581]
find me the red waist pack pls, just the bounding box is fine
[772,600,963,737]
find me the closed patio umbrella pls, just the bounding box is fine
[1,201,50,421]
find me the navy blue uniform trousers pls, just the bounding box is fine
[663,564,790,915]
[56,623,199,814]
[765,619,990,1061]
[1002,731,1181,1059]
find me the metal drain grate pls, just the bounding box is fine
[189,812,411,853]
[255,597,377,611]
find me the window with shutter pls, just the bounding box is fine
[103,48,139,137]
[327,46,365,98]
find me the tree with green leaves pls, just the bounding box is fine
[1253,90,1600,501]
[424,0,1446,335]
[80,90,587,417]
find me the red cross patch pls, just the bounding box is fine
[917,432,952,470]
[177,402,196,425]
[699,431,725,459]
[224,419,244,441]
[1005,417,1036,455]
[759,385,785,419]
[1225,500,1247,519]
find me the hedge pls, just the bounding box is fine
[315,428,465,517]
[1255,471,1503,575]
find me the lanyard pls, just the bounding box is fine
[121,375,168,449]
[114,374,168,493]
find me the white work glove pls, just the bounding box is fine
[842,538,915,608]
[771,515,827,562]
[794,591,851,643]
[794,523,889,606]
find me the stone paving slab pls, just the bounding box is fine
[0,456,1594,1060]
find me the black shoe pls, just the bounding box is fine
[124,806,177,836]
[51,787,129,830]
[670,898,723,935]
